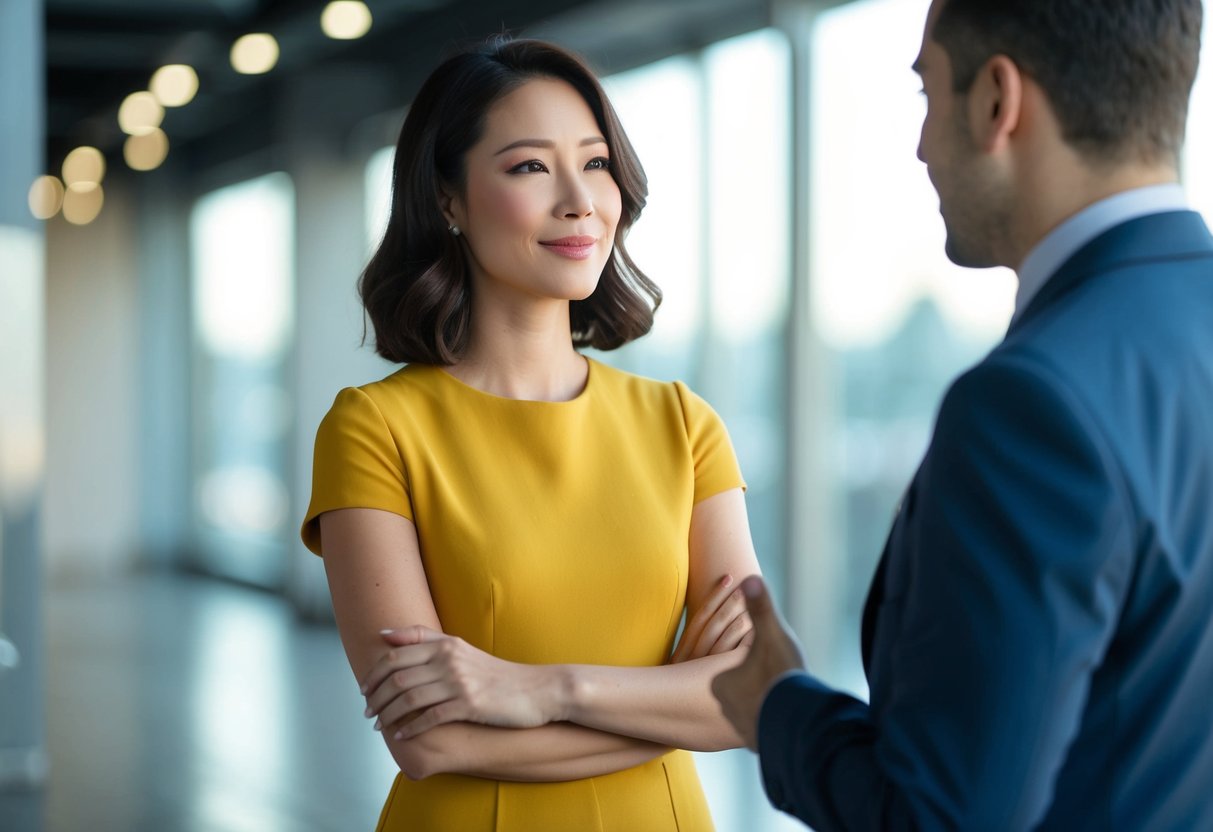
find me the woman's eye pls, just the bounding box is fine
[509,160,548,174]
[586,157,611,171]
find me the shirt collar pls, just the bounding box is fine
[1012,183,1189,325]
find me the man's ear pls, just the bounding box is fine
[968,54,1022,153]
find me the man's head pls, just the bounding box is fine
[935,0,1202,166]
[915,0,1203,268]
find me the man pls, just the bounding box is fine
[712,1,1213,829]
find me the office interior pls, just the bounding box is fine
[2,0,1212,829]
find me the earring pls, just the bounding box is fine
[449,224,461,237]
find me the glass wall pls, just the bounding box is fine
[189,172,296,587]
[809,0,1015,691]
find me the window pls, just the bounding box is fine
[810,0,1013,691]
[190,172,295,586]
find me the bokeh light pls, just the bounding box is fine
[62,183,105,225]
[230,34,279,75]
[320,1,372,40]
[61,146,106,190]
[118,91,165,135]
[28,175,66,220]
[150,64,199,107]
[124,128,170,171]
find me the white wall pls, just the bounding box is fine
[44,178,140,579]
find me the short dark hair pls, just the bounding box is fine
[359,37,660,365]
[933,0,1203,164]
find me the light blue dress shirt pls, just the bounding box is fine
[1013,183,1190,325]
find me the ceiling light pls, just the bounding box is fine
[151,64,199,107]
[28,175,65,220]
[124,128,170,171]
[62,183,105,225]
[231,34,279,75]
[321,1,372,40]
[61,146,106,189]
[118,91,164,135]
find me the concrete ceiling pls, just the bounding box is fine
[45,0,774,181]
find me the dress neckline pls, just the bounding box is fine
[428,355,596,405]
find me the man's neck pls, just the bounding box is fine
[1007,157,1179,269]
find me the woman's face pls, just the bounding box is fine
[444,76,622,304]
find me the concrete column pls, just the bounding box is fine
[0,0,48,789]
[136,170,192,569]
[774,0,846,672]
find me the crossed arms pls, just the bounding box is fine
[319,486,761,781]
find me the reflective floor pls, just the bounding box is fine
[0,573,803,832]
[0,573,392,832]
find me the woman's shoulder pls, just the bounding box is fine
[589,357,681,399]
[324,363,442,424]
[588,358,708,415]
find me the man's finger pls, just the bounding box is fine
[380,625,443,646]
[740,575,777,625]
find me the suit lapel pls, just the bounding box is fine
[861,475,919,675]
[861,547,889,675]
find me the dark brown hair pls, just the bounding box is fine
[934,0,1202,164]
[359,37,660,364]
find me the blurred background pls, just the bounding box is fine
[1,0,1212,829]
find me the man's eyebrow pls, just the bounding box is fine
[494,136,608,155]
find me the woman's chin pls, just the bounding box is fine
[566,280,602,302]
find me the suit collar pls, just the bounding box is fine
[1012,184,1189,325]
[1007,210,1213,338]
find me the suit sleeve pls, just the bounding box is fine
[758,353,1133,830]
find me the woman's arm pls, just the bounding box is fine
[319,507,667,781]
[386,721,667,782]
[363,488,764,752]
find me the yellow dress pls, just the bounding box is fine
[301,357,744,832]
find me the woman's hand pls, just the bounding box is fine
[361,626,568,741]
[669,574,754,664]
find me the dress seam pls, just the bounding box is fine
[661,759,682,831]
[589,775,605,832]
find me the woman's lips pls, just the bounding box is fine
[539,235,597,260]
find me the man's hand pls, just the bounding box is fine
[710,575,805,750]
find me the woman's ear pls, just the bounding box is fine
[438,186,464,230]
[968,54,1022,153]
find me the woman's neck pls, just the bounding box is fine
[447,293,587,402]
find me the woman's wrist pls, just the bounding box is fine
[540,663,579,724]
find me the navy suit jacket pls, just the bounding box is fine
[758,210,1213,830]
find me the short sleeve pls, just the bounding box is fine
[300,386,413,555]
[674,381,746,503]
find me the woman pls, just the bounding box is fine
[301,37,763,831]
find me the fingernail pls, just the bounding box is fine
[393,731,403,740]
[374,718,382,731]
[364,706,372,717]
[379,629,395,635]
[360,684,367,694]
[722,574,733,587]
[742,577,763,599]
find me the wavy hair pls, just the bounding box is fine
[360,37,660,364]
